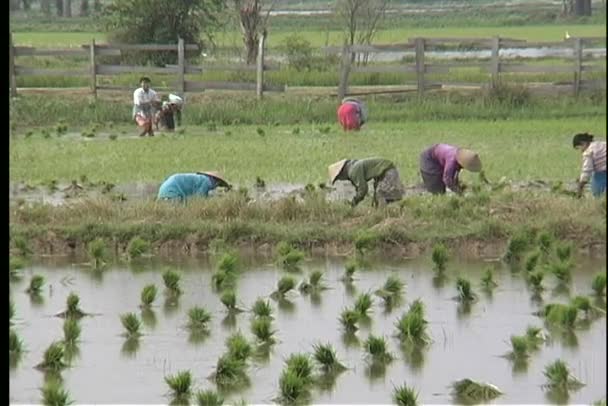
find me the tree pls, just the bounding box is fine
[103,0,226,65]
[335,0,388,65]
[233,0,274,64]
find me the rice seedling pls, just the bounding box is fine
[503,232,532,263]
[537,231,554,254]
[251,298,273,318]
[456,277,476,302]
[555,242,573,262]
[9,329,23,354]
[364,335,394,363]
[285,353,313,382]
[452,379,502,403]
[27,274,45,294]
[226,332,252,362]
[548,260,572,283]
[375,275,405,304]
[339,308,360,332]
[273,276,296,297]
[395,306,431,345]
[62,292,85,318]
[165,370,192,399]
[217,252,239,273]
[592,272,606,296]
[431,243,449,272]
[525,250,541,272]
[528,269,545,291]
[13,235,32,257]
[120,312,142,337]
[40,380,73,406]
[298,270,326,293]
[544,303,578,329]
[250,315,275,340]
[276,241,305,269]
[127,236,150,260]
[342,259,357,282]
[187,306,212,331]
[195,390,224,406]
[211,270,236,291]
[140,284,157,307]
[393,383,419,406]
[62,318,81,344]
[162,269,182,294]
[278,368,309,404]
[87,238,107,269]
[212,354,247,386]
[509,335,529,359]
[312,342,346,372]
[543,359,585,391]
[354,292,373,317]
[38,341,67,371]
[221,289,241,312]
[525,326,545,349]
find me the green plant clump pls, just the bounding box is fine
[395,300,431,345]
[40,380,73,406]
[187,306,212,330]
[480,268,498,289]
[364,335,394,363]
[251,317,276,343]
[592,272,606,296]
[251,298,273,318]
[339,308,360,332]
[456,277,476,302]
[27,274,45,294]
[452,379,502,403]
[38,341,67,371]
[278,368,309,404]
[9,329,23,354]
[195,389,224,406]
[285,353,313,382]
[87,238,107,269]
[62,318,81,344]
[212,354,247,387]
[226,332,252,362]
[431,243,449,272]
[354,293,373,317]
[165,370,192,399]
[509,335,529,359]
[276,241,305,268]
[275,276,296,297]
[162,269,182,294]
[393,383,419,406]
[120,312,142,337]
[543,359,585,391]
[140,284,157,307]
[375,275,405,304]
[312,342,346,372]
[127,236,150,259]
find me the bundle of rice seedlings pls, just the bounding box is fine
[509,335,529,359]
[127,236,150,260]
[276,241,304,269]
[211,270,236,291]
[543,359,585,391]
[592,272,606,296]
[220,289,240,311]
[375,275,405,304]
[162,269,182,294]
[537,232,554,255]
[62,318,81,344]
[120,313,142,337]
[273,276,296,297]
[339,308,360,332]
[525,326,545,349]
[251,298,273,318]
[251,317,275,343]
[549,260,572,283]
[27,275,45,294]
[395,307,430,345]
[528,270,544,291]
[285,353,313,382]
[37,341,67,371]
[503,233,531,263]
[364,335,394,363]
[525,251,541,272]
[456,277,476,302]
[217,252,239,274]
[87,238,107,269]
[63,293,85,318]
[480,268,498,289]
[393,383,419,406]
[312,342,346,372]
[187,306,212,331]
[165,370,192,399]
[299,270,327,293]
[9,329,23,354]
[555,242,573,263]
[544,303,578,329]
[431,243,449,272]
[40,380,73,406]
[452,379,502,403]
[354,293,373,317]
[212,354,247,386]
[278,368,309,404]
[342,259,357,282]
[140,284,157,307]
[226,332,252,362]
[195,390,224,406]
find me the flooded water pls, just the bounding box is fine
[10,255,606,404]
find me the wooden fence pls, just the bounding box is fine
[9,32,285,100]
[326,36,606,98]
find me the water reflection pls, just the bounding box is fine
[121,337,141,358]
[29,292,44,307]
[163,295,181,317]
[64,343,81,364]
[187,329,210,346]
[221,313,238,329]
[277,298,296,314]
[365,360,388,381]
[432,273,447,289]
[140,307,158,329]
[341,331,360,349]
[400,342,426,372]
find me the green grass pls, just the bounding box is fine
[543,359,585,390]
[38,341,67,371]
[251,317,276,343]
[393,383,419,406]
[395,300,431,345]
[10,118,607,186]
[140,284,157,307]
[226,332,252,362]
[364,334,394,363]
[187,306,212,330]
[27,275,45,294]
[9,329,24,354]
[592,272,607,296]
[165,370,192,398]
[278,368,310,404]
[354,293,374,317]
[195,390,224,406]
[312,342,346,372]
[62,318,81,344]
[120,312,142,337]
[162,269,182,294]
[285,353,313,382]
[251,298,273,318]
[339,308,360,332]
[40,380,73,406]
[127,236,150,259]
[212,354,248,387]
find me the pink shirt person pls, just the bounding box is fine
[337,98,368,131]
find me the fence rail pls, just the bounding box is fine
[9,32,284,100]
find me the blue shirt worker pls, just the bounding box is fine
[157,171,231,202]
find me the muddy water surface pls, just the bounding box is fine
[9,256,606,404]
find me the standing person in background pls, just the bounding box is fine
[573,132,606,198]
[133,77,159,137]
[337,97,368,131]
[419,144,482,195]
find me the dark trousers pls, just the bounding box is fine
[420,171,446,194]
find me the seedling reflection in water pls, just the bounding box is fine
[62,318,81,344]
[393,383,419,406]
[195,389,224,406]
[480,268,498,290]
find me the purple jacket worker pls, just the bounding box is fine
[419,144,482,194]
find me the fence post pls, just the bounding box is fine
[337,43,352,100]
[490,36,500,89]
[89,39,97,99]
[415,38,425,97]
[9,32,17,97]
[177,37,185,94]
[573,38,582,96]
[256,32,266,100]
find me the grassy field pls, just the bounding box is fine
[9,118,606,186]
[12,24,606,49]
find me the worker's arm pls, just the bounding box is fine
[350,171,368,207]
[577,150,594,197]
[443,159,461,193]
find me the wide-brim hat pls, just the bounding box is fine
[456,149,482,172]
[328,159,348,184]
[197,171,229,187]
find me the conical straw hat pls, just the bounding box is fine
[456,149,482,172]
[328,159,348,184]
[197,171,229,186]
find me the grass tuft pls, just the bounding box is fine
[509,335,529,359]
[62,318,81,344]
[364,334,394,363]
[393,383,419,406]
[251,297,273,318]
[431,243,449,272]
[87,237,107,269]
[555,242,573,262]
[480,268,498,289]
[127,236,150,260]
[220,289,239,311]
[375,275,405,304]
[275,276,296,296]
[212,354,247,387]
[140,284,157,307]
[9,329,24,354]
[456,277,476,302]
[38,341,67,371]
[354,292,373,317]
[162,269,182,294]
[592,272,606,296]
[543,359,585,391]
[65,292,84,318]
[524,250,541,272]
[339,308,360,332]
[395,300,431,345]
[226,332,252,362]
[27,274,45,294]
[285,353,313,382]
[312,342,346,372]
[165,370,192,398]
[342,259,357,282]
[251,317,276,343]
[40,380,73,406]
[187,306,212,330]
[278,368,309,404]
[120,312,142,337]
[195,390,224,406]
[276,241,305,269]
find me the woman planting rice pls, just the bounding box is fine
[419,144,482,195]
[328,157,404,207]
[337,97,368,131]
[157,172,231,202]
[572,133,606,198]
